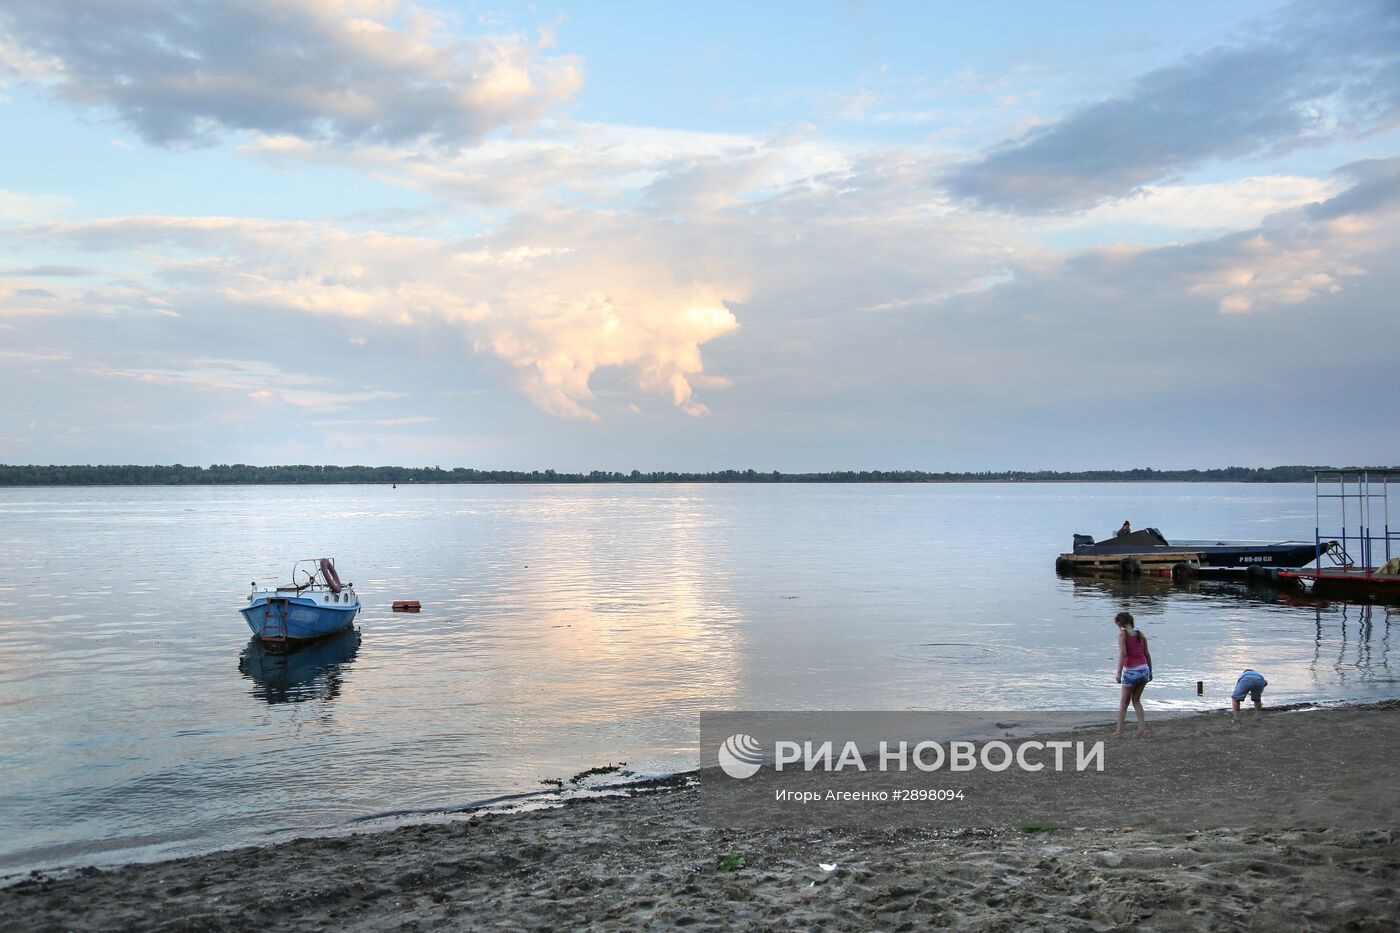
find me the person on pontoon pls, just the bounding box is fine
[1117,520,1132,537]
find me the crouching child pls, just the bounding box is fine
[1231,669,1267,721]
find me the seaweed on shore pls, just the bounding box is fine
[567,762,630,785]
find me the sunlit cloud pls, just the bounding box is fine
[3,213,749,420]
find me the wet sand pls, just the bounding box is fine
[4,703,1399,931]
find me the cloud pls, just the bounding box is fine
[1049,174,1340,235]
[1039,157,1400,317]
[240,121,851,211]
[313,414,437,427]
[0,140,1023,421]
[87,357,403,412]
[2,213,746,420]
[0,0,582,147]
[0,278,66,316]
[1,264,99,277]
[676,155,1400,470]
[8,91,1390,455]
[0,188,71,222]
[0,348,69,363]
[945,0,1400,213]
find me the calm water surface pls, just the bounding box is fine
[0,483,1395,872]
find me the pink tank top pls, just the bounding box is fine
[1123,629,1148,667]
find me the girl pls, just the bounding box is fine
[1113,611,1152,737]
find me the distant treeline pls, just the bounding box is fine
[0,464,1381,486]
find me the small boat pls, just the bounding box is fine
[1070,528,1319,568]
[242,558,361,646]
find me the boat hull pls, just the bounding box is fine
[1071,540,1318,568]
[242,596,359,644]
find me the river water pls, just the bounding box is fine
[0,483,1394,872]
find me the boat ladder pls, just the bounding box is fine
[1322,540,1354,569]
[260,599,289,642]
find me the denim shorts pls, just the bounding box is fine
[1232,672,1267,701]
[1122,665,1151,688]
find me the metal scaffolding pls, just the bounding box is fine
[1315,470,1399,572]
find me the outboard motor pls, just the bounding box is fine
[1073,533,1095,549]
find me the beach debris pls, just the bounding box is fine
[819,863,838,872]
[1097,851,1124,867]
[717,852,747,872]
[539,778,563,788]
[567,762,628,784]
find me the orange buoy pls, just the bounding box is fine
[392,600,421,612]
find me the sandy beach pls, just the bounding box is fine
[4,701,1399,931]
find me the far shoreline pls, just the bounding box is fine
[5,463,1392,488]
[0,479,1329,487]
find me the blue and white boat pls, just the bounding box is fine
[242,558,361,646]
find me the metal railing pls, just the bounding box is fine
[1315,470,1400,572]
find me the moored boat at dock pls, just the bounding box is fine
[1067,528,1319,569]
[242,558,361,646]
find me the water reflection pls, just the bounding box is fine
[1067,574,1191,617]
[1312,603,1396,691]
[238,628,361,704]
[1064,572,1398,708]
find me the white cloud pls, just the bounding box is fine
[0,348,69,363]
[241,120,852,210]
[4,214,747,419]
[1052,175,1341,234]
[1,137,1025,422]
[87,357,403,412]
[0,0,582,146]
[0,188,71,223]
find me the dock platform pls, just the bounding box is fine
[1278,569,1400,602]
[1056,552,1200,579]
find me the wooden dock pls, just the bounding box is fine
[1277,569,1400,602]
[1056,552,1201,579]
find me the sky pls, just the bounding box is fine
[1,0,1397,472]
